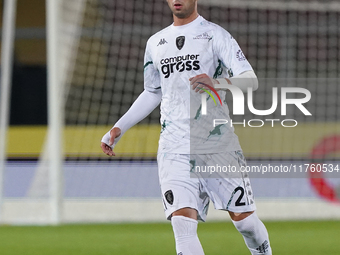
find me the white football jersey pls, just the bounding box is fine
[144,16,253,154]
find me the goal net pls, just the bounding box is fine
[1,0,340,224]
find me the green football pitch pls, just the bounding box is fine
[0,220,339,254]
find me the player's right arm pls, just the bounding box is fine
[101,89,161,156]
[101,39,161,156]
[101,127,121,156]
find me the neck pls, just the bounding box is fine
[173,12,199,26]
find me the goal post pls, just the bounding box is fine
[46,0,64,225]
[0,0,17,223]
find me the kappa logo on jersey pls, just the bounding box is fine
[164,190,174,205]
[160,54,200,78]
[193,32,212,40]
[176,36,185,50]
[236,49,246,61]
[157,38,168,46]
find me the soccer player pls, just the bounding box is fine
[101,0,272,254]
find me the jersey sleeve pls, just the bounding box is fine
[213,27,253,77]
[144,39,161,92]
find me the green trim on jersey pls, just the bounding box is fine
[161,120,170,134]
[144,61,153,69]
[207,124,223,139]
[194,59,223,120]
[189,159,196,173]
[194,105,202,120]
[213,59,223,79]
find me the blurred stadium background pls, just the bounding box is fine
[0,0,340,230]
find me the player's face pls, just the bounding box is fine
[167,0,197,19]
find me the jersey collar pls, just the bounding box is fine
[171,15,204,30]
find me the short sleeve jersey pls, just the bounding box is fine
[144,16,253,154]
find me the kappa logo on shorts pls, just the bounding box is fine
[176,36,185,50]
[164,190,174,205]
[178,253,183,255]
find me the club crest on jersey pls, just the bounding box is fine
[176,36,185,50]
[164,190,174,205]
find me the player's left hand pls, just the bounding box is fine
[189,73,218,93]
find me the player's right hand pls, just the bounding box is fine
[100,127,121,156]
[189,73,219,93]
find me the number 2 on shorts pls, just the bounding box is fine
[234,187,246,206]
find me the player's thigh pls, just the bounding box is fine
[157,153,208,221]
[158,153,194,183]
[194,151,256,213]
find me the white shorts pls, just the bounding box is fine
[158,151,256,221]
